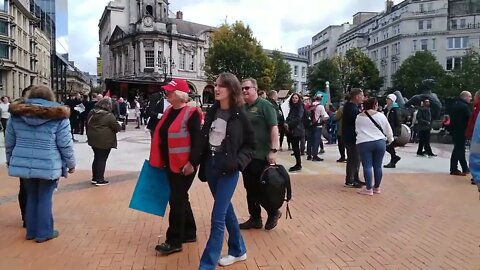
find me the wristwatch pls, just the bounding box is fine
[270,149,278,153]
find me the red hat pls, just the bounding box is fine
[162,78,189,93]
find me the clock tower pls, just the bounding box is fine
[136,0,168,26]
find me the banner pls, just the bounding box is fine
[97,57,103,77]
[129,160,170,217]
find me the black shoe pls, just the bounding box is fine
[291,153,295,156]
[319,149,325,154]
[91,179,97,184]
[239,218,262,230]
[312,156,324,162]
[265,211,282,230]
[344,181,355,187]
[450,170,467,176]
[289,165,302,172]
[307,155,312,160]
[428,154,437,158]
[337,158,347,163]
[135,126,140,129]
[155,243,182,255]
[183,237,197,243]
[383,163,396,168]
[353,180,365,188]
[300,152,305,156]
[392,156,401,164]
[95,180,109,186]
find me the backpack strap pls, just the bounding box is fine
[365,110,386,137]
[285,202,292,219]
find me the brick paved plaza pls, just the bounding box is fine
[1,129,479,270]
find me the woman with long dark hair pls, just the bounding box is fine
[194,72,255,269]
[285,93,305,172]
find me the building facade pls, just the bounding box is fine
[298,45,311,65]
[310,23,352,65]
[265,49,309,94]
[98,0,215,100]
[0,0,53,99]
[335,0,480,90]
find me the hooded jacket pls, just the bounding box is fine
[5,98,76,180]
[87,107,122,149]
[386,103,403,137]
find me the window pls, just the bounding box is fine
[145,50,154,67]
[0,20,6,35]
[413,40,417,51]
[426,20,432,29]
[447,37,469,49]
[189,54,195,71]
[146,5,153,16]
[421,39,428,50]
[294,66,298,76]
[451,19,458,29]
[392,42,400,55]
[460,19,466,28]
[0,0,6,12]
[419,3,424,12]
[179,51,186,70]
[301,67,306,77]
[392,61,399,74]
[432,38,436,50]
[446,57,463,71]
[419,21,424,30]
[293,82,298,91]
[0,43,7,58]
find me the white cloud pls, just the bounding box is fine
[68,0,386,74]
[56,36,69,54]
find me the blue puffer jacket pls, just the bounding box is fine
[5,98,76,180]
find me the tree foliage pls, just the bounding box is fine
[270,50,293,90]
[392,51,446,98]
[307,58,341,100]
[451,48,480,93]
[204,21,273,90]
[334,49,383,96]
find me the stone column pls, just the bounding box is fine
[154,40,159,73]
[139,41,145,73]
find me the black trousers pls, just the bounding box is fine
[279,126,291,149]
[337,135,346,159]
[1,117,7,136]
[166,170,196,247]
[345,143,360,183]
[19,178,27,225]
[242,159,276,219]
[91,148,111,181]
[450,134,469,173]
[417,130,433,155]
[291,136,302,166]
[386,139,401,163]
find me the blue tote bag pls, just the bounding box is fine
[129,160,170,217]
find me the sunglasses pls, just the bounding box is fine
[242,86,255,91]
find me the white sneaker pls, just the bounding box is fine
[218,253,247,266]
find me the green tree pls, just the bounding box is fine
[307,58,341,101]
[270,50,293,90]
[204,21,273,90]
[392,51,446,98]
[334,49,383,95]
[452,48,480,93]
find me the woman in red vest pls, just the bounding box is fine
[149,79,202,255]
[193,73,255,269]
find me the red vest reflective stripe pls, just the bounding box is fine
[149,105,196,173]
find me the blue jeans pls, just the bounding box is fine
[199,156,246,270]
[307,127,322,157]
[357,140,386,190]
[24,179,58,241]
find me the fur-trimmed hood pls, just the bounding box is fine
[9,98,71,126]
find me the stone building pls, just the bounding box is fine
[265,49,309,94]
[98,0,215,101]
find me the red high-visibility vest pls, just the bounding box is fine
[149,105,196,173]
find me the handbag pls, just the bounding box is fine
[129,160,170,217]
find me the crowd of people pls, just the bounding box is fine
[3,77,480,269]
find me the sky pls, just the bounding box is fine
[67,0,389,74]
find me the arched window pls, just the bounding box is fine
[146,5,153,16]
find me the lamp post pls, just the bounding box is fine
[326,81,330,108]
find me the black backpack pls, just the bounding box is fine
[259,164,293,219]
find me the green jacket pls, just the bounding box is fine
[87,109,122,149]
[333,106,343,136]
